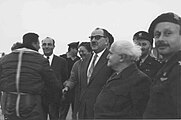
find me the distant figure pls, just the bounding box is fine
[133,31,161,79]
[143,12,181,119]
[0,42,22,116]
[11,42,23,51]
[0,52,5,58]
[62,42,92,119]
[94,40,151,119]
[41,37,68,120]
[59,42,80,119]
[0,32,59,120]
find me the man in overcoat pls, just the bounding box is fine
[143,12,181,119]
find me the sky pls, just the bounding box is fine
[0,0,181,56]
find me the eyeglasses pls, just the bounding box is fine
[89,35,105,40]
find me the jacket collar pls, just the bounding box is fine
[12,48,39,53]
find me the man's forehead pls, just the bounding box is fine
[135,39,150,43]
[42,38,53,43]
[154,22,180,31]
[91,29,104,36]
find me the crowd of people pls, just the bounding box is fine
[0,12,181,120]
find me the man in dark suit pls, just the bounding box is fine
[78,28,115,119]
[42,37,68,120]
[133,31,161,79]
[63,28,114,119]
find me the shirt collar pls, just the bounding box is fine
[94,48,106,58]
[44,54,54,65]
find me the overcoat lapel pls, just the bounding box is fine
[88,49,109,85]
[80,54,92,87]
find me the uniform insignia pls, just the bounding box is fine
[178,61,181,66]
[160,72,167,81]
[163,72,167,76]
[160,77,168,81]
[173,13,180,20]
[139,33,142,37]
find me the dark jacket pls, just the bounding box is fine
[43,55,68,104]
[0,48,59,120]
[143,51,181,119]
[0,48,59,94]
[51,55,68,95]
[136,55,161,79]
[94,63,151,119]
[64,60,82,117]
[78,49,114,119]
[60,54,80,78]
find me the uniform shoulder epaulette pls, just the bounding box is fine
[178,61,181,66]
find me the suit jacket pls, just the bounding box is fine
[51,55,68,86]
[43,55,68,104]
[78,49,114,119]
[94,63,152,119]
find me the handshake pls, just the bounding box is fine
[62,86,70,94]
[61,86,70,101]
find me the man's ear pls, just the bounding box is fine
[105,37,109,45]
[32,42,37,48]
[119,54,129,62]
[119,54,125,62]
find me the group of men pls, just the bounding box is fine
[0,11,180,120]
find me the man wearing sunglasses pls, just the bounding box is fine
[74,28,114,119]
[63,28,114,119]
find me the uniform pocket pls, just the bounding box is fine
[5,94,16,115]
[5,93,37,117]
[19,94,37,117]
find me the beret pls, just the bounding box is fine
[133,31,153,46]
[148,12,181,38]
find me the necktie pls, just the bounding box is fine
[47,56,50,65]
[87,54,98,84]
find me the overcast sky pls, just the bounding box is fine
[0,0,181,56]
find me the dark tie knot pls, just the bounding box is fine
[47,56,50,59]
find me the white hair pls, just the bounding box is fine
[111,40,141,61]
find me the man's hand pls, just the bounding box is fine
[62,86,69,94]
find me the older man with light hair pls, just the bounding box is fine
[94,40,151,119]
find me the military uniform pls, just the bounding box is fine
[143,51,181,118]
[136,55,161,79]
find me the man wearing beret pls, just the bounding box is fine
[133,31,161,79]
[143,12,181,119]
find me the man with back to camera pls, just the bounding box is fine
[41,37,68,120]
[143,12,181,119]
[0,32,59,120]
[133,31,161,79]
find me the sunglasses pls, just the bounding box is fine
[89,35,105,40]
